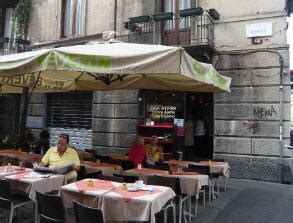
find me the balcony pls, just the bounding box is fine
[0,37,29,56]
[124,8,216,58]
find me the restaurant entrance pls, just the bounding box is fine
[141,90,213,160]
[185,93,213,160]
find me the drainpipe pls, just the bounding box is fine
[279,67,284,183]
[113,0,117,35]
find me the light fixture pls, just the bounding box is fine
[251,37,262,44]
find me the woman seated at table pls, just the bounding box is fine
[145,135,163,165]
[128,135,147,168]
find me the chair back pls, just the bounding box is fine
[113,174,139,183]
[0,179,12,199]
[96,175,123,183]
[73,200,104,223]
[36,191,65,222]
[154,162,170,171]
[95,155,110,163]
[0,179,12,209]
[147,175,181,194]
[24,161,34,168]
[86,170,102,178]
[188,164,210,175]
[77,165,87,181]
[6,157,19,166]
[120,160,134,170]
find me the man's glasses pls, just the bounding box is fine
[59,134,69,142]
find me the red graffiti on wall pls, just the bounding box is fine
[243,121,260,134]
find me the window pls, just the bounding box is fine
[145,90,184,124]
[163,0,191,30]
[62,0,86,37]
[46,92,93,150]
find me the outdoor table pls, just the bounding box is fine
[166,160,231,177]
[196,161,231,177]
[109,154,129,160]
[123,168,169,183]
[81,160,123,176]
[60,178,119,208]
[0,150,42,166]
[61,178,175,223]
[166,160,195,169]
[123,168,209,198]
[0,149,28,156]
[17,153,43,163]
[5,171,65,201]
[0,165,32,178]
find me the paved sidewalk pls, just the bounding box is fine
[195,178,293,223]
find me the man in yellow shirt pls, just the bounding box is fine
[39,133,80,183]
[145,135,163,164]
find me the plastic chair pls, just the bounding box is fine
[36,191,65,222]
[147,175,179,223]
[96,175,123,183]
[212,158,227,191]
[77,165,87,181]
[77,166,102,180]
[24,161,34,169]
[154,162,170,171]
[6,157,19,166]
[183,167,207,217]
[120,160,134,170]
[113,174,139,183]
[86,170,102,179]
[0,179,32,223]
[95,155,110,163]
[73,200,104,223]
[188,164,218,202]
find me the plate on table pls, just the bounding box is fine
[127,186,139,192]
[141,186,155,192]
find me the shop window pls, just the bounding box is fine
[46,92,92,150]
[145,90,184,124]
[61,0,86,37]
[47,92,92,129]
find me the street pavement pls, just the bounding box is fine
[195,178,293,223]
[1,177,293,223]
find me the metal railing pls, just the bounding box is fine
[126,11,214,48]
[0,38,29,56]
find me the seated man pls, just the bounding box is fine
[38,133,80,183]
[145,135,163,165]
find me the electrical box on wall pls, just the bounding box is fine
[246,22,273,38]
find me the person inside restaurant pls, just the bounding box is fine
[145,135,163,165]
[31,129,50,154]
[37,133,80,183]
[128,135,147,168]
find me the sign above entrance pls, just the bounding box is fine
[149,105,177,120]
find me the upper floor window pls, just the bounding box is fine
[61,0,86,37]
[163,0,191,29]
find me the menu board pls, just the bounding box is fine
[148,105,176,123]
[174,118,184,136]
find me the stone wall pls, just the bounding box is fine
[92,90,139,155]
[213,49,291,182]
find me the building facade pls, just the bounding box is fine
[0,0,292,182]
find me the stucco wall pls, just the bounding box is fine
[29,0,59,43]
